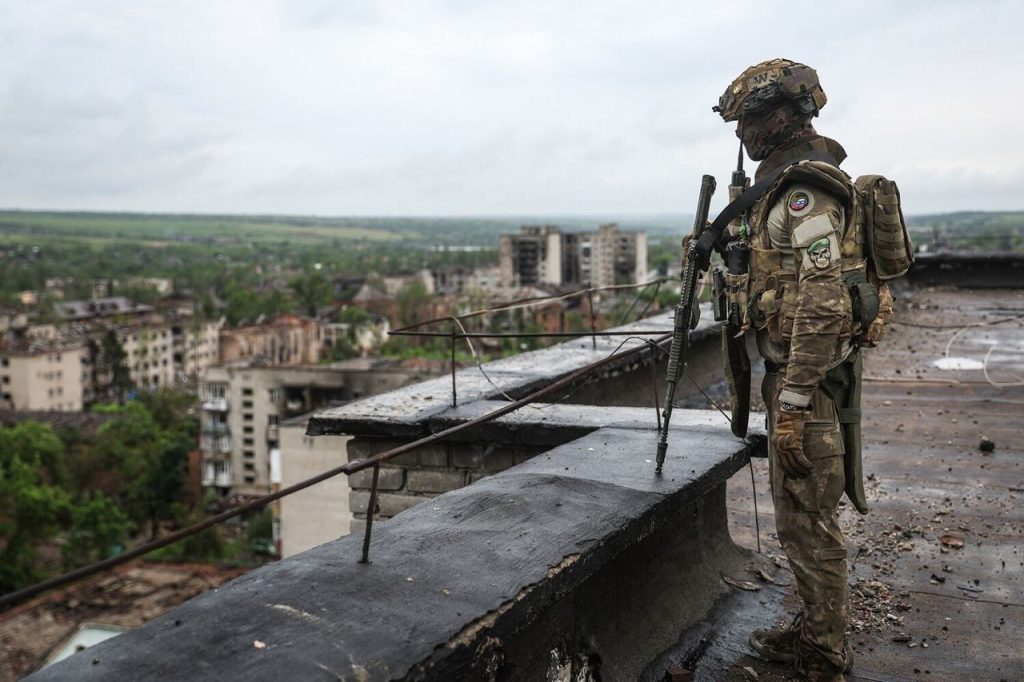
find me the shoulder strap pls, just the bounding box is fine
[707,151,839,241]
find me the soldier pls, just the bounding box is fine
[702,59,862,681]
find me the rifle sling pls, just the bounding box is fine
[707,151,839,241]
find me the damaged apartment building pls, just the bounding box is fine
[0,297,220,411]
[498,223,647,289]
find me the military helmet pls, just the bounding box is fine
[713,58,827,122]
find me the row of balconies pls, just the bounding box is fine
[201,421,230,436]
[201,396,229,412]
[201,460,232,488]
[201,421,280,442]
[200,435,231,453]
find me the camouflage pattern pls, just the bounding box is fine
[762,370,850,672]
[747,136,856,673]
[714,58,828,123]
[749,172,855,408]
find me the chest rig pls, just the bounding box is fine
[748,160,854,349]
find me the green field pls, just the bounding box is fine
[0,211,410,245]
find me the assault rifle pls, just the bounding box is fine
[655,174,716,474]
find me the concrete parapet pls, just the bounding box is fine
[31,413,765,681]
[31,308,773,680]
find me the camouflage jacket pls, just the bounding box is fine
[747,136,855,408]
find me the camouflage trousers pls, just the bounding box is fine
[762,370,850,670]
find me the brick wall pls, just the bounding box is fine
[346,437,547,534]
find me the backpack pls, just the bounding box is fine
[845,175,915,346]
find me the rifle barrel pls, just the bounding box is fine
[655,175,716,473]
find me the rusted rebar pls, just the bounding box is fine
[450,322,457,408]
[390,278,672,335]
[387,329,672,338]
[360,464,381,563]
[0,331,669,610]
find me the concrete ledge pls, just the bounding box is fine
[908,252,1024,288]
[32,420,765,681]
[306,308,719,438]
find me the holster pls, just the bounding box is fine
[819,351,868,514]
[721,326,750,438]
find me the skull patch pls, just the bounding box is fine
[807,237,832,269]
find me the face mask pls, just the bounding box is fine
[737,102,812,161]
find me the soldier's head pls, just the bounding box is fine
[713,58,827,161]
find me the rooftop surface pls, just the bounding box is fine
[726,285,1024,681]
[3,283,1020,680]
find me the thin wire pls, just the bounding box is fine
[616,279,661,327]
[894,313,1024,330]
[748,459,762,555]
[648,333,761,553]
[982,346,1024,387]
[1,333,672,610]
[942,313,1024,388]
[683,372,733,425]
[391,277,673,333]
[449,315,522,405]
[529,336,667,410]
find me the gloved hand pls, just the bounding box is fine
[772,408,813,477]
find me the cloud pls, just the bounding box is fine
[0,0,1021,214]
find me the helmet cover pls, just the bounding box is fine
[714,58,827,122]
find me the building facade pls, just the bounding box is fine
[199,360,436,497]
[277,416,352,558]
[498,223,647,289]
[219,314,322,367]
[0,343,87,412]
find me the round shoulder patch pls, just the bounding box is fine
[788,190,812,215]
[786,189,811,210]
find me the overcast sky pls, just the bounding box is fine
[1,0,1021,217]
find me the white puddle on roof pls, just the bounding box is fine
[933,357,984,370]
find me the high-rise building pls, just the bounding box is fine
[198,359,437,497]
[499,223,646,289]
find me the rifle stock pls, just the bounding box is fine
[655,174,716,474]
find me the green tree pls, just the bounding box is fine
[137,387,198,439]
[395,280,431,328]
[0,421,68,488]
[61,494,132,569]
[92,402,186,539]
[246,508,273,545]
[0,455,70,592]
[288,270,332,317]
[97,330,133,403]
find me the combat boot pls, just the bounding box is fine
[795,646,845,682]
[748,614,802,664]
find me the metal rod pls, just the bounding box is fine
[360,464,381,564]
[387,329,673,338]
[450,323,457,408]
[587,286,597,350]
[749,458,762,555]
[389,277,672,334]
[649,349,662,434]
[0,331,670,610]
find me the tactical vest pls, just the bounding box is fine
[740,160,912,517]
[745,160,913,350]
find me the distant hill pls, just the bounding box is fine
[0,210,690,247]
[1,209,1021,249]
[905,211,1024,251]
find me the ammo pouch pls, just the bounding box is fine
[842,268,879,337]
